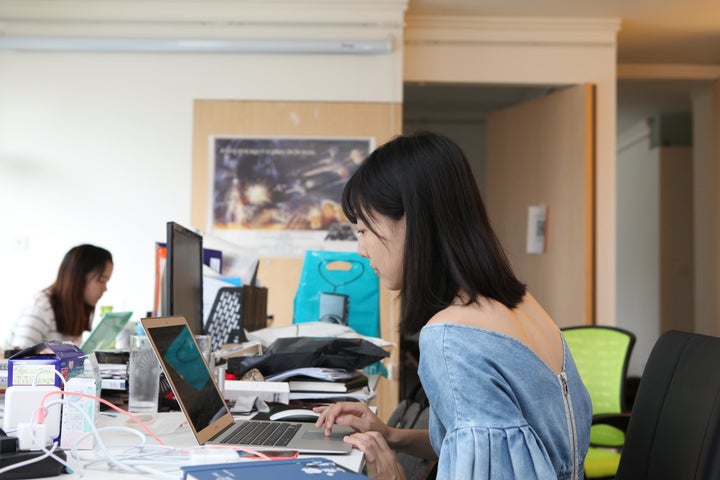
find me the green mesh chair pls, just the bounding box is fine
[562,326,636,479]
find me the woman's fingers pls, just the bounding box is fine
[343,432,406,480]
[314,402,375,436]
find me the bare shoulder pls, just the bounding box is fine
[426,294,564,373]
[426,298,500,327]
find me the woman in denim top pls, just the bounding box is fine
[315,131,592,480]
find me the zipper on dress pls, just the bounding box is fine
[559,372,579,479]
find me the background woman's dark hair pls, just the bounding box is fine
[50,244,113,336]
[342,131,526,335]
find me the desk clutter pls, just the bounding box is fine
[224,367,374,413]
[219,329,389,411]
[225,335,388,379]
[0,227,391,477]
[0,337,371,478]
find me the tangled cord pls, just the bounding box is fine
[0,381,273,478]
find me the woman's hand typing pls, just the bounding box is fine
[314,402,389,438]
[314,402,406,480]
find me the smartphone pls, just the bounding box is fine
[237,449,300,460]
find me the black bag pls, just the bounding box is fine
[226,336,389,377]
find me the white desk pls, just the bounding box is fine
[30,411,364,479]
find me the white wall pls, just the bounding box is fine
[0,1,405,340]
[616,121,660,377]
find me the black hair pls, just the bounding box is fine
[342,131,526,335]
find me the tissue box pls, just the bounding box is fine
[8,342,85,387]
[60,354,102,450]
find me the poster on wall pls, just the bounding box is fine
[209,136,373,256]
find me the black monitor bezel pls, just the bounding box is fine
[163,221,204,336]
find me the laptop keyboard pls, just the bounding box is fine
[225,420,302,446]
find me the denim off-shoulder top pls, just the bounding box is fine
[418,324,592,480]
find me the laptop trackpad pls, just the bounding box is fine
[303,425,355,439]
[302,430,331,440]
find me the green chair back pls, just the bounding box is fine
[563,326,635,445]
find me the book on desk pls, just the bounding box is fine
[181,457,369,479]
[265,368,369,393]
[287,371,368,393]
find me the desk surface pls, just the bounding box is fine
[27,411,364,479]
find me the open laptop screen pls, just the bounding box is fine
[145,319,227,432]
[81,311,133,352]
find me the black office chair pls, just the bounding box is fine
[608,330,720,480]
[386,383,437,480]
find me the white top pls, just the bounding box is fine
[6,290,81,349]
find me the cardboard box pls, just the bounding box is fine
[8,342,85,387]
[61,354,102,449]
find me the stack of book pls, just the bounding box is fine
[265,367,372,402]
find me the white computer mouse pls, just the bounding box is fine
[268,408,321,422]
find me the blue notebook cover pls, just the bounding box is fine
[181,457,369,480]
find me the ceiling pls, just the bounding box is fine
[403,0,720,133]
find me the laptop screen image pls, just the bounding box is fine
[81,311,133,353]
[143,319,226,432]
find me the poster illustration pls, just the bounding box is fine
[210,136,373,255]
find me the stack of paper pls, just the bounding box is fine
[265,367,373,401]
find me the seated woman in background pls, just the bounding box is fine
[315,131,592,480]
[6,244,113,349]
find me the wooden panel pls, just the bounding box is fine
[486,84,595,327]
[191,100,402,420]
[659,147,694,333]
[584,86,597,326]
[256,257,304,328]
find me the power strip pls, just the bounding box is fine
[0,447,67,479]
[3,385,61,446]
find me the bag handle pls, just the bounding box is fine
[317,259,366,292]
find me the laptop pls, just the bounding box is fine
[140,315,353,454]
[81,311,133,352]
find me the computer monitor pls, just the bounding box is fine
[162,222,204,335]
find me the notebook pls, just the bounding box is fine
[181,457,369,480]
[81,311,133,352]
[140,315,353,454]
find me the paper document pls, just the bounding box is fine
[289,388,376,402]
[265,367,355,382]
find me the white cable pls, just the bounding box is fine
[30,369,67,388]
[75,442,182,470]
[7,370,264,477]
[23,383,160,474]
[68,421,189,473]
[34,399,78,474]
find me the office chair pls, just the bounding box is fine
[561,325,636,479]
[386,383,437,480]
[611,330,720,479]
